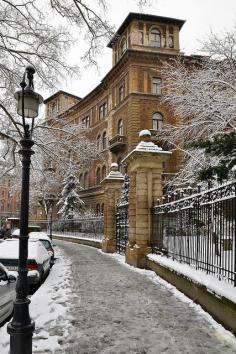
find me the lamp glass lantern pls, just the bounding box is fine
[14,88,43,119]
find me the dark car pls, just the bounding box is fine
[0,228,5,239]
[0,262,16,324]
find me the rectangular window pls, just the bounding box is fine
[118,84,125,102]
[168,36,174,48]
[82,116,90,128]
[139,31,144,45]
[152,78,162,95]
[99,101,108,119]
[51,102,57,115]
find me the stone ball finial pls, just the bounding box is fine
[139,129,151,142]
[110,162,118,171]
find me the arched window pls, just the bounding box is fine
[101,203,104,214]
[150,28,161,47]
[102,165,106,180]
[102,131,107,150]
[96,167,101,185]
[84,172,89,189]
[118,119,123,135]
[120,37,127,54]
[97,135,101,151]
[152,112,163,131]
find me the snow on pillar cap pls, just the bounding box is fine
[110,162,118,171]
[139,129,151,138]
[135,129,162,152]
[103,162,124,181]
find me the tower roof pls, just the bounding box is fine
[107,12,185,48]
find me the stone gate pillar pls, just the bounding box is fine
[123,130,171,268]
[101,163,124,253]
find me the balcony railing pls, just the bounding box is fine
[109,135,127,153]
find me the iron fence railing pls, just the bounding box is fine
[152,181,236,286]
[116,203,129,254]
[52,216,104,240]
[116,174,129,254]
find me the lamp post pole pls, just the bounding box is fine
[49,206,53,239]
[7,66,43,354]
[44,193,55,240]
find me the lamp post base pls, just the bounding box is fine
[7,299,35,354]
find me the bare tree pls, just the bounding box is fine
[0,0,154,202]
[160,26,236,185]
[0,0,113,175]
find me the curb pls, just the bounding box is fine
[147,258,236,335]
[52,235,102,249]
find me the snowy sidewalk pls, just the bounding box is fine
[1,241,236,354]
[55,241,236,353]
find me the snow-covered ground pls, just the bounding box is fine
[105,251,236,345]
[147,253,236,303]
[1,242,236,353]
[0,246,75,354]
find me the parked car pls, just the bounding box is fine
[11,225,42,238]
[29,232,55,266]
[0,239,51,285]
[0,262,16,324]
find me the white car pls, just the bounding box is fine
[0,262,16,324]
[29,232,55,266]
[0,239,51,285]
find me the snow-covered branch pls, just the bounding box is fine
[161,27,236,185]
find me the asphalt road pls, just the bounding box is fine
[55,240,236,354]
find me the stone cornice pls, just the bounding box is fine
[52,49,202,121]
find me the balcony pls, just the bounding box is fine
[109,135,127,153]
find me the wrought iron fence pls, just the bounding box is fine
[152,181,236,286]
[116,204,129,254]
[116,174,129,254]
[52,215,104,240]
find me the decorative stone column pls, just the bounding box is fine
[123,130,171,268]
[101,163,124,253]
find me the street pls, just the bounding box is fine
[53,240,236,354]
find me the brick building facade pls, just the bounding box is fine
[44,12,191,213]
[0,175,20,223]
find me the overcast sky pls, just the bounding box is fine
[59,0,236,98]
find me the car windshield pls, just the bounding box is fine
[28,226,41,232]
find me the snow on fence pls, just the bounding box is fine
[51,216,104,240]
[152,181,236,286]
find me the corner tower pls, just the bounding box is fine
[107,12,185,66]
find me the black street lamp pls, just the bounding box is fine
[44,193,56,240]
[7,66,43,354]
